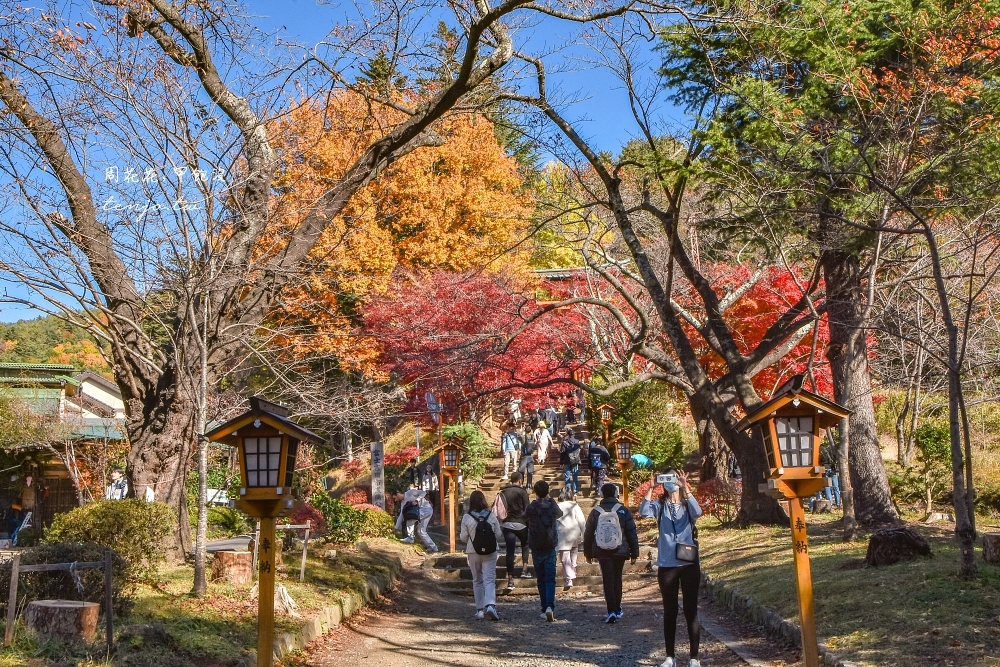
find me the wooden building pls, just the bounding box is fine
[0,363,126,538]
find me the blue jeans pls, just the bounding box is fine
[533,549,557,611]
[826,473,842,506]
[563,464,579,492]
[810,473,842,509]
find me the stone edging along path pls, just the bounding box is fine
[238,546,404,667]
[701,571,862,667]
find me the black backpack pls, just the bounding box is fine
[527,499,558,552]
[471,514,498,555]
[401,501,420,520]
[522,436,536,457]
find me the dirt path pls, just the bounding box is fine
[288,558,802,667]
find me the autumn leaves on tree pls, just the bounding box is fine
[12,1,1000,581]
[266,91,533,378]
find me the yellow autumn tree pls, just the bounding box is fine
[48,339,113,376]
[266,91,533,375]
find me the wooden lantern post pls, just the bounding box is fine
[434,436,467,553]
[735,376,849,667]
[205,397,324,667]
[597,403,615,446]
[611,428,639,507]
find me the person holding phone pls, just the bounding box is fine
[639,469,703,667]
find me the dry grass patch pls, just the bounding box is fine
[699,513,1000,666]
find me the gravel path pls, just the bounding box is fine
[288,557,802,667]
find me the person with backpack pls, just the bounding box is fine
[518,428,536,487]
[397,488,438,552]
[556,488,588,589]
[543,403,558,439]
[494,472,532,591]
[559,428,582,498]
[500,422,522,481]
[588,438,611,496]
[583,483,640,624]
[527,408,541,431]
[459,490,505,621]
[421,463,439,523]
[638,469,703,667]
[523,480,563,622]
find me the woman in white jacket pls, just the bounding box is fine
[459,490,505,621]
[556,488,588,589]
[395,488,437,552]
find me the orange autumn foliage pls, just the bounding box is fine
[266,92,533,375]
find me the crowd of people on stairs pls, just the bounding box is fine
[456,429,706,667]
[388,402,705,667]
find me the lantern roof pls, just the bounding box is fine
[610,427,639,443]
[735,375,849,432]
[432,435,470,454]
[204,396,324,445]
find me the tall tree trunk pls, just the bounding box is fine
[729,428,788,525]
[895,391,910,466]
[906,371,920,466]
[124,375,195,558]
[948,366,977,575]
[691,394,786,525]
[692,400,729,482]
[823,250,900,527]
[193,302,210,596]
[833,419,860,540]
[924,466,933,518]
[902,315,925,467]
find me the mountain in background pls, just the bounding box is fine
[0,315,113,376]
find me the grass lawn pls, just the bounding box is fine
[0,538,409,667]
[694,511,1000,666]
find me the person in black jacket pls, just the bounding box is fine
[524,480,563,621]
[498,472,532,590]
[584,483,640,624]
[588,439,611,496]
[559,429,582,498]
[518,430,536,487]
[402,458,421,489]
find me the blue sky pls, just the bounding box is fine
[0,0,681,324]
[241,0,678,154]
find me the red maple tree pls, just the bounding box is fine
[362,269,591,419]
[681,264,833,399]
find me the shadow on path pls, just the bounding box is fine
[289,557,802,667]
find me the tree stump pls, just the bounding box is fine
[25,600,99,642]
[812,499,832,514]
[983,532,1000,564]
[865,526,932,567]
[211,550,253,586]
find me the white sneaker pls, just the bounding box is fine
[688,660,700,667]
[659,659,674,667]
[400,538,414,544]
[486,605,499,621]
[474,610,485,620]
[545,607,555,622]
[539,612,547,620]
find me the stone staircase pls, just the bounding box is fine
[426,422,659,597]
